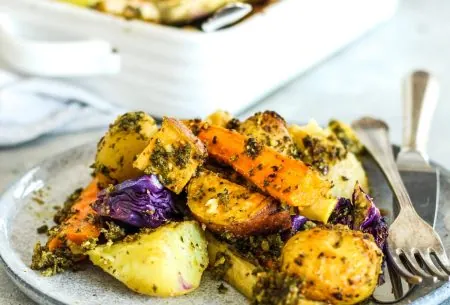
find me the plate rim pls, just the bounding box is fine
[0,142,449,305]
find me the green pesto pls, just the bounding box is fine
[53,188,83,225]
[245,137,263,159]
[30,242,84,276]
[221,233,285,268]
[112,111,146,134]
[252,270,304,305]
[210,251,233,280]
[328,120,364,154]
[101,221,127,243]
[148,139,174,186]
[299,134,347,175]
[36,225,49,234]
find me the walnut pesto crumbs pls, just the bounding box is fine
[245,137,263,159]
[37,225,49,234]
[53,188,83,224]
[217,283,228,294]
[101,221,127,243]
[210,252,232,280]
[252,271,303,305]
[31,242,83,276]
[112,111,147,134]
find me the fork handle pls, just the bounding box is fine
[353,118,417,213]
[402,71,439,159]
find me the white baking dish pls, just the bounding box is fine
[0,0,398,118]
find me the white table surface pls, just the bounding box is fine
[1,0,450,304]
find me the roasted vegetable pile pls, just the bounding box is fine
[31,110,388,304]
[59,0,268,26]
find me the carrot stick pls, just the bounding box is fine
[197,125,336,223]
[48,178,101,251]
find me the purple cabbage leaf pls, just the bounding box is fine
[93,175,178,228]
[328,198,353,227]
[352,184,388,251]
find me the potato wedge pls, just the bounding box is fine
[238,111,297,157]
[187,170,291,236]
[327,120,364,154]
[206,233,258,299]
[289,120,368,199]
[281,227,383,305]
[134,117,207,194]
[88,221,208,297]
[197,125,336,223]
[94,111,158,184]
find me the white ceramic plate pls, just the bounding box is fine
[0,143,449,305]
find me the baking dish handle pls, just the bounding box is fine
[0,14,121,77]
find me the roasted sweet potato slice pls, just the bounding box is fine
[238,111,297,157]
[197,125,336,223]
[48,178,101,251]
[134,117,207,194]
[187,170,291,236]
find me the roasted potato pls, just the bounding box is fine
[206,233,258,299]
[88,221,208,297]
[281,227,383,305]
[134,117,207,194]
[327,120,364,154]
[289,120,368,198]
[205,110,234,128]
[93,111,158,184]
[238,111,298,157]
[187,170,291,236]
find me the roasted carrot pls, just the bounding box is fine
[48,178,101,251]
[197,125,337,223]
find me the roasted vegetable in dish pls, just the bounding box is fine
[187,169,290,236]
[88,221,208,296]
[60,0,264,25]
[31,109,387,305]
[281,227,383,305]
[134,117,207,194]
[93,111,158,184]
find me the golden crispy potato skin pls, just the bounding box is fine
[187,170,291,237]
[94,112,158,184]
[134,117,207,194]
[88,221,208,297]
[281,227,383,305]
[239,111,298,157]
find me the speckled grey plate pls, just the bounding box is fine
[0,143,449,305]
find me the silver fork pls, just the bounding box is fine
[352,117,450,284]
